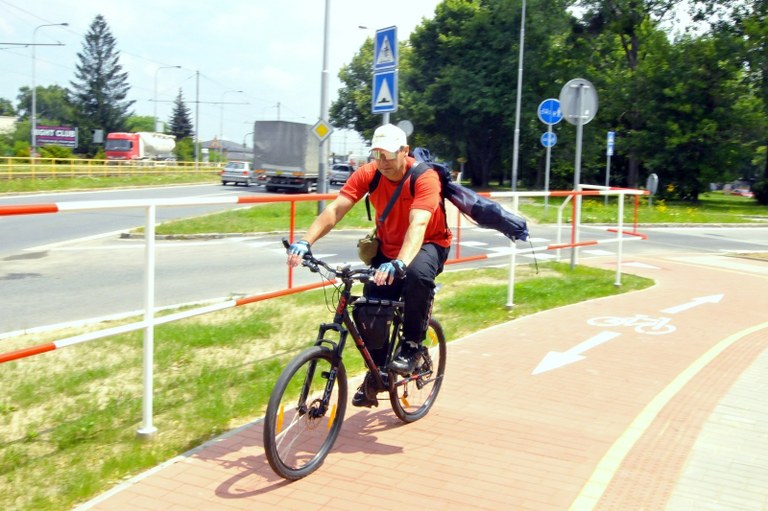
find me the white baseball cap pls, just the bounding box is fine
[371,123,407,153]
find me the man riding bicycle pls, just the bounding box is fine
[286,123,452,407]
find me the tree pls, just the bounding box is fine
[571,0,685,188]
[0,98,14,116]
[168,88,194,140]
[641,34,761,200]
[329,0,764,199]
[15,85,75,124]
[69,14,134,155]
[174,137,195,162]
[329,38,380,140]
[126,115,155,132]
[405,0,574,187]
[695,0,768,180]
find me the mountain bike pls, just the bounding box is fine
[263,240,447,480]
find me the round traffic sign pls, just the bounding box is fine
[537,98,563,126]
[646,173,659,195]
[397,119,414,136]
[541,132,557,148]
[559,78,598,126]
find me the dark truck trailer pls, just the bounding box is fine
[252,120,319,193]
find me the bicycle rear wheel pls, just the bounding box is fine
[263,346,347,480]
[389,318,446,423]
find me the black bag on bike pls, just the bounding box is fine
[352,300,394,351]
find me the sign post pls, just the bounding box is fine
[372,26,398,123]
[605,130,615,204]
[559,78,598,268]
[537,98,563,210]
[646,173,659,208]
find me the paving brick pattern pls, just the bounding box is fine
[75,255,768,511]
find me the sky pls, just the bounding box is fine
[0,0,443,156]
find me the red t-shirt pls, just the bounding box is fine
[340,157,453,259]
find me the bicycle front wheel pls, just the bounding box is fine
[263,346,347,480]
[389,318,446,423]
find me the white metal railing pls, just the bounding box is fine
[0,187,647,435]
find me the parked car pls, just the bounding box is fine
[329,163,355,185]
[221,161,256,186]
[730,188,754,198]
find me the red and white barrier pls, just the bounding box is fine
[0,186,647,434]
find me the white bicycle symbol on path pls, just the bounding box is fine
[587,314,676,335]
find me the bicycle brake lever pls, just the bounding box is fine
[303,260,320,272]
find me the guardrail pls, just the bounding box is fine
[0,156,222,179]
[0,187,646,435]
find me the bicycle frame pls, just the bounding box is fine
[312,275,404,405]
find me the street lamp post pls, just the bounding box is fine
[31,22,68,158]
[242,131,253,148]
[219,89,243,162]
[510,0,526,191]
[153,65,181,132]
[317,0,331,209]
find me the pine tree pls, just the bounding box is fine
[169,88,194,140]
[69,14,134,154]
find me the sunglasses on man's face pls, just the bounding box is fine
[370,148,400,161]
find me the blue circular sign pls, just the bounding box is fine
[541,132,557,148]
[538,98,563,126]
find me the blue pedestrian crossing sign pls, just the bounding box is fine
[372,70,398,113]
[374,26,398,71]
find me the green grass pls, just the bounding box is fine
[519,192,766,225]
[154,199,375,234]
[0,172,217,194]
[0,263,651,511]
[152,190,767,236]
[4,172,765,230]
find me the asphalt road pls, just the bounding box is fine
[1,185,767,335]
[0,184,267,258]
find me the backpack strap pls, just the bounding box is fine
[364,171,382,221]
[364,162,428,223]
[408,161,433,196]
[376,165,414,223]
[410,162,449,230]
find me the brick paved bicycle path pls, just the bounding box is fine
[76,254,768,510]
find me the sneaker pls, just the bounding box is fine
[388,341,423,375]
[352,372,379,408]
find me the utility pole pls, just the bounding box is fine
[510,0,526,191]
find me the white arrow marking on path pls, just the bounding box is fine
[661,294,724,315]
[532,331,621,375]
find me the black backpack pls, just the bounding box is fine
[365,148,529,242]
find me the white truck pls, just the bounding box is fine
[251,121,319,193]
[104,132,176,161]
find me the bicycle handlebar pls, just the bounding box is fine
[282,238,374,283]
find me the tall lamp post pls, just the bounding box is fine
[317,0,331,208]
[219,89,243,162]
[153,65,181,132]
[510,0,526,191]
[242,131,253,148]
[31,22,68,157]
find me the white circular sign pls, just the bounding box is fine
[559,78,598,126]
[646,173,659,195]
[397,120,414,137]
